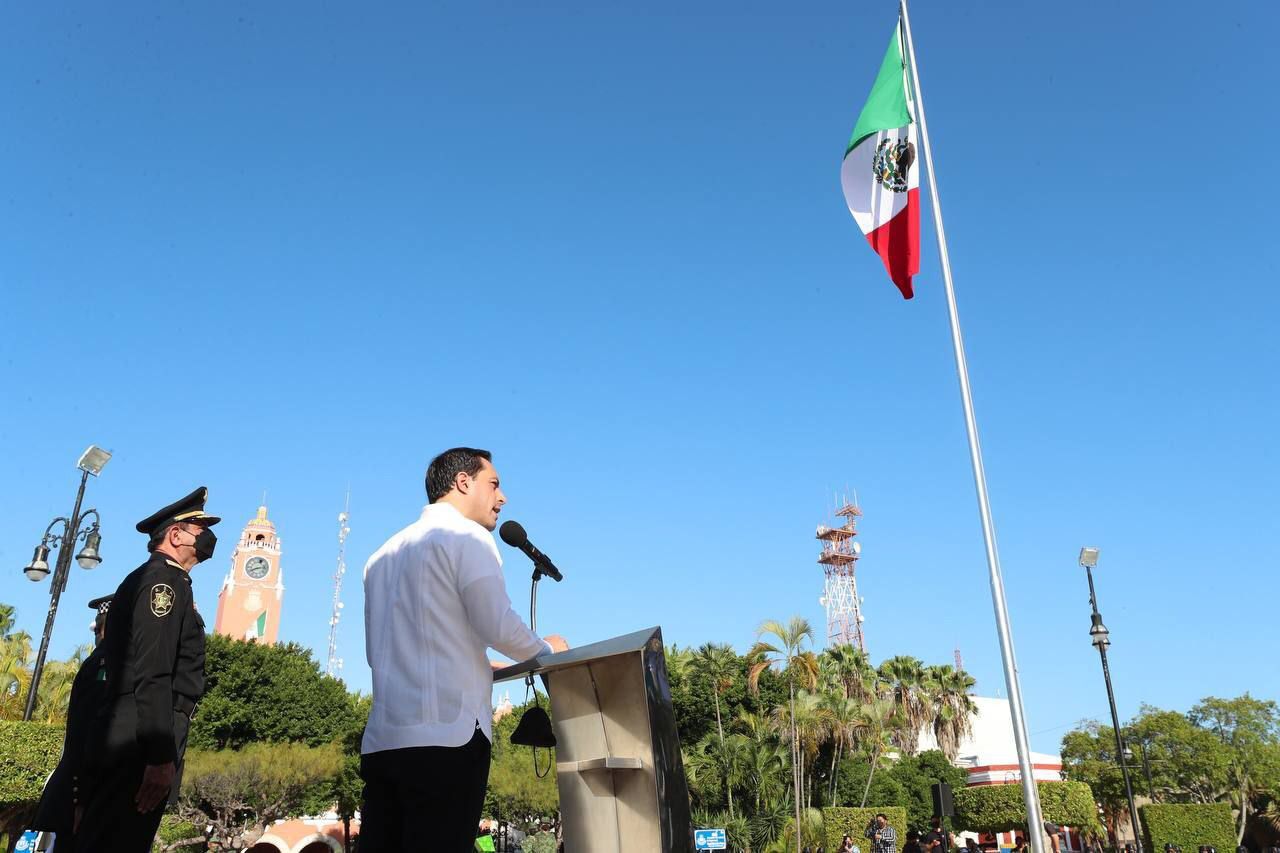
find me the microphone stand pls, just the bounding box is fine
[523,565,554,777]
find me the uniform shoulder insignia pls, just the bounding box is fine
[150,583,175,617]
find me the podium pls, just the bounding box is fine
[494,626,693,853]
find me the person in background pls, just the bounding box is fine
[29,595,114,848]
[904,830,925,853]
[841,834,858,853]
[926,816,953,853]
[1043,821,1063,853]
[867,813,899,853]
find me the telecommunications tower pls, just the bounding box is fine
[325,492,351,678]
[816,499,867,651]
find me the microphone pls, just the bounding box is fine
[499,520,564,582]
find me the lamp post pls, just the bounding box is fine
[1078,547,1142,853]
[21,445,111,721]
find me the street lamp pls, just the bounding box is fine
[1078,547,1143,853]
[21,445,111,721]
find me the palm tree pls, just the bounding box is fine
[738,732,789,813]
[925,664,977,762]
[695,642,741,817]
[0,630,33,721]
[878,655,932,756]
[773,690,827,809]
[0,603,17,636]
[822,693,870,804]
[823,644,880,703]
[666,644,693,682]
[858,696,899,807]
[748,616,819,853]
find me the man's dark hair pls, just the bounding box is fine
[147,522,177,553]
[876,814,888,821]
[425,447,493,503]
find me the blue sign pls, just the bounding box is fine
[695,828,727,850]
[15,831,39,852]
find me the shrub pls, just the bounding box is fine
[521,831,558,853]
[1140,803,1236,853]
[822,806,908,853]
[954,782,1099,834]
[154,815,206,851]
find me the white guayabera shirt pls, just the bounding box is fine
[361,502,550,754]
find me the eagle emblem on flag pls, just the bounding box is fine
[872,138,916,193]
[150,583,175,617]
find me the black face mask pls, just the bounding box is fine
[192,527,217,562]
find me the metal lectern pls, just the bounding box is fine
[494,626,693,853]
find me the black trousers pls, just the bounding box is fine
[359,727,492,853]
[74,702,190,853]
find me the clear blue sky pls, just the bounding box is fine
[2,2,1276,755]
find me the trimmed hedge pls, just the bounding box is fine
[0,720,65,847]
[1140,803,1236,853]
[822,806,909,853]
[954,781,1099,834]
[0,721,64,808]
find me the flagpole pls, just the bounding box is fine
[896,1,1047,850]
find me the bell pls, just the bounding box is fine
[76,529,103,570]
[510,706,556,748]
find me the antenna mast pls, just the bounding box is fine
[325,491,351,677]
[816,495,867,650]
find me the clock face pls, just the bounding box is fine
[244,556,270,580]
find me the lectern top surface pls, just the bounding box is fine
[492,626,662,683]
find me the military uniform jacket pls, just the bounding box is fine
[30,645,107,832]
[99,553,206,765]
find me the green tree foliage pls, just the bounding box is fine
[821,806,908,853]
[832,752,966,829]
[0,720,64,845]
[1063,694,1280,845]
[190,634,361,749]
[953,781,1098,834]
[176,741,343,850]
[1139,803,1237,853]
[1061,721,1133,833]
[485,698,561,831]
[892,751,969,829]
[1188,695,1280,843]
[670,618,984,850]
[0,601,96,723]
[1126,707,1231,804]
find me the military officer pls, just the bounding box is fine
[30,595,112,846]
[74,487,219,852]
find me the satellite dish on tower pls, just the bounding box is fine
[851,541,862,555]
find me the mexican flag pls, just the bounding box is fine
[841,22,920,300]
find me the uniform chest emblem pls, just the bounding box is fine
[150,583,175,617]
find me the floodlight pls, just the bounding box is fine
[1079,546,1100,568]
[77,446,112,476]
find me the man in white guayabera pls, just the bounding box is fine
[360,447,568,852]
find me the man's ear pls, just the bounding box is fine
[454,471,471,495]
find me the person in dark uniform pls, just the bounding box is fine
[30,595,113,847]
[74,487,219,853]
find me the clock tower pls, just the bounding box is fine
[213,504,284,643]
